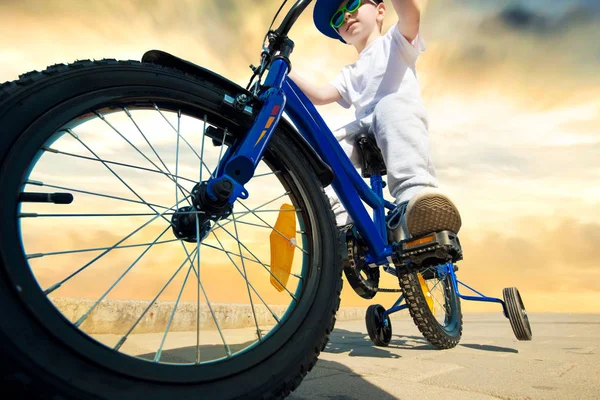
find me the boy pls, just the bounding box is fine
[288,0,462,240]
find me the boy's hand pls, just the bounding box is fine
[390,0,421,43]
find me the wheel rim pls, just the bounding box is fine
[379,310,392,342]
[516,290,532,333]
[1,93,322,382]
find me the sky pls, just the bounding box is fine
[1,0,599,314]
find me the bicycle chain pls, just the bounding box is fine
[375,287,403,293]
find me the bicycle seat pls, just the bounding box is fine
[355,133,387,178]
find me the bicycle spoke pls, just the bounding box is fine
[237,201,307,255]
[195,268,232,359]
[212,128,228,179]
[114,248,199,351]
[179,242,233,360]
[428,276,443,292]
[199,242,272,268]
[123,106,177,181]
[66,129,172,226]
[154,261,195,362]
[175,110,182,207]
[229,222,304,236]
[432,289,446,316]
[154,103,212,178]
[205,191,291,233]
[24,180,175,212]
[230,220,272,230]
[231,212,262,340]
[199,115,208,182]
[201,241,304,280]
[95,110,192,206]
[230,209,300,214]
[253,171,280,178]
[194,212,202,362]
[74,226,171,328]
[26,238,180,260]
[199,241,305,281]
[44,196,188,295]
[42,147,197,186]
[214,220,297,301]
[210,232,281,324]
[20,212,179,218]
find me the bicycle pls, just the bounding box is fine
[0,1,531,399]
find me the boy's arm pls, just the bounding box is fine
[390,0,421,43]
[288,70,342,106]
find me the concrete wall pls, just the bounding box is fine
[50,298,367,335]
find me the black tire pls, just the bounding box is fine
[0,60,341,399]
[503,287,532,341]
[398,268,462,349]
[365,304,391,347]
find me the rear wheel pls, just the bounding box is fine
[0,60,341,399]
[398,266,462,349]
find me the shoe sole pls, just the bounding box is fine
[406,194,462,237]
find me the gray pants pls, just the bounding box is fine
[325,94,438,226]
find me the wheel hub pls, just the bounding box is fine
[171,179,234,243]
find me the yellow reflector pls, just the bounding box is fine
[418,272,435,314]
[269,204,297,292]
[405,234,435,248]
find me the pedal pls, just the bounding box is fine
[394,230,463,271]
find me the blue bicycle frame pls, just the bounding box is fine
[207,55,512,317]
[207,58,395,265]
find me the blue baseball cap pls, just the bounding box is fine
[313,0,384,44]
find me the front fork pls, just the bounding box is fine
[206,61,289,206]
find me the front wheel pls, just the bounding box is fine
[0,60,341,399]
[398,266,462,349]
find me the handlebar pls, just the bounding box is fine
[274,0,313,38]
[247,0,313,92]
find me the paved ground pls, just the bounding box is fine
[290,313,600,400]
[94,313,599,399]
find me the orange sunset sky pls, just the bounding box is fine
[1,0,599,314]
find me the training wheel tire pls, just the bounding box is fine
[503,287,532,341]
[365,304,392,347]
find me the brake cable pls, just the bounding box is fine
[247,0,289,92]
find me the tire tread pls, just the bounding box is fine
[398,272,462,349]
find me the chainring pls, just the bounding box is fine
[342,231,380,299]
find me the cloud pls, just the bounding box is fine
[419,0,600,97]
[484,4,599,35]
[496,6,549,32]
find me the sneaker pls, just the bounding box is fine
[392,188,462,242]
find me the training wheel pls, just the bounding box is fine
[365,304,392,347]
[503,287,532,341]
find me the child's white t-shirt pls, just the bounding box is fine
[330,25,427,121]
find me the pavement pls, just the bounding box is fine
[290,313,600,400]
[93,312,600,399]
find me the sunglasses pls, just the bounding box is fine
[330,0,379,30]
